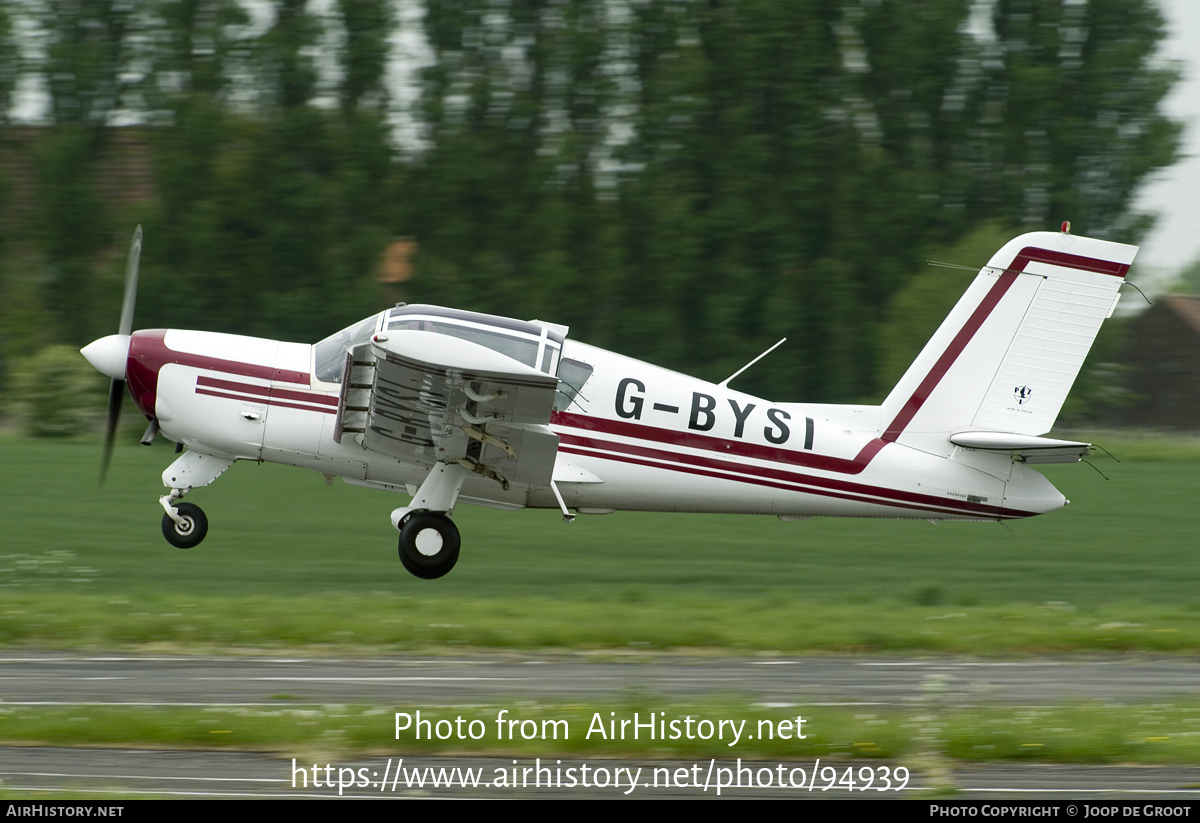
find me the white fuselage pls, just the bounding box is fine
[141,328,1064,522]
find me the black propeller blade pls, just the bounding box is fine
[100,377,125,485]
[100,226,142,486]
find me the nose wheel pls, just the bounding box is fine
[397,511,460,579]
[161,502,208,549]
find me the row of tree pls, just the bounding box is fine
[0,0,1182,409]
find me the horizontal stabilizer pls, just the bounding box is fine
[949,431,1090,464]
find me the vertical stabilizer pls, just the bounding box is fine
[879,230,1137,455]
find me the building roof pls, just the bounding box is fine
[1159,295,1200,336]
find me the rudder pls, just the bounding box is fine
[879,230,1137,454]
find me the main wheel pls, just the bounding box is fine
[161,502,208,549]
[398,511,460,579]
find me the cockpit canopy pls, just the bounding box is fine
[384,304,566,374]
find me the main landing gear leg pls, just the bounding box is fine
[391,462,468,579]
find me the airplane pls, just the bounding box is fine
[81,224,1137,579]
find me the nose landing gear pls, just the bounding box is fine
[156,451,233,549]
[161,501,208,549]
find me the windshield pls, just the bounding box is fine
[314,313,382,383]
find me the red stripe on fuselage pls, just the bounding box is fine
[196,376,338,407]
[198,375,270,399]
[559,248,1124,472]
[196,387,337,415]
[558,445,1019,519]
[552,410,887,474]
[556,432,1023,518]
[552,244,1120,517]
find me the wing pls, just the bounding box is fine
[336,330,561,490]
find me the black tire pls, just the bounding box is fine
[161,502,208,549]
[398,511,460,579]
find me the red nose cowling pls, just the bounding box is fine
[125,330,170,420]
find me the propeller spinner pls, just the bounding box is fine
[80,225,142,485]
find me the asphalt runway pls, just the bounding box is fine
[1,652,1199,799]
[2,748,1200,800]
[0,652,1198,706]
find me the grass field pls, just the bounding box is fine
[2,432,1200,767]
[1,431,1198,652]
[3,700,1200,765]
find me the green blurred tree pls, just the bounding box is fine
[962,0,1181,240]
[402,0,1179,403]
[338,0,391,114]
[29,0,141,348]
[2,0,1181,408]
[135,0,393,344]
[404,0,621,334]
[0,0,17,124]
[0,0,20,387]
[604,0,983,401]
[133,0,251,331]
[7,345,106,437]
[875,222,1017,391]
[414,0,983,400]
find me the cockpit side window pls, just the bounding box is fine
[554,358,593,411]
[314,313,381,383]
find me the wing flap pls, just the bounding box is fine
[357,331,562,489]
